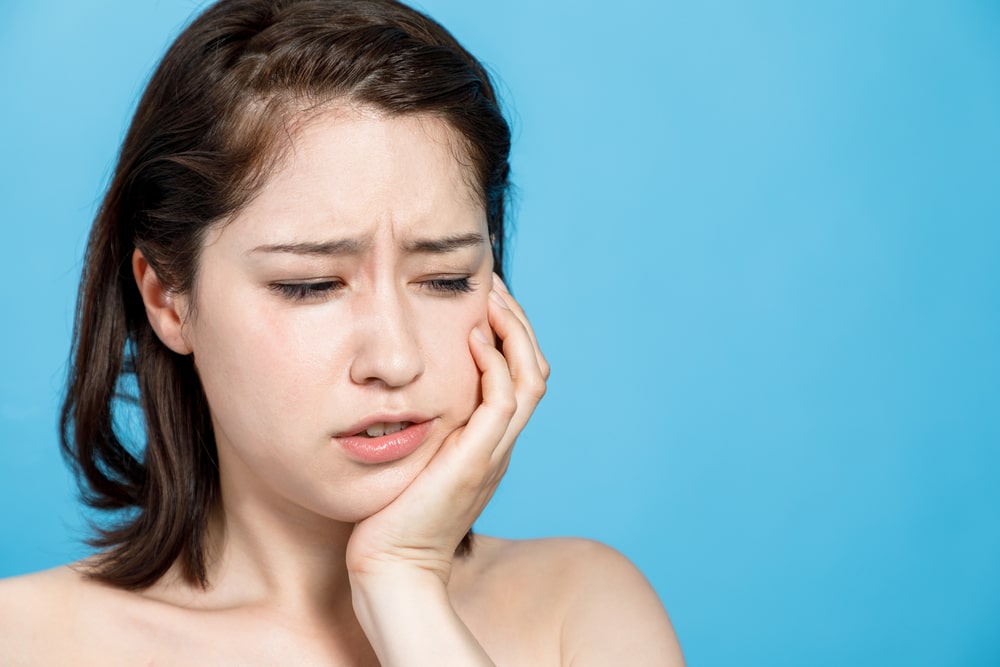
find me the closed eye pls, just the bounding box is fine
[421,276,475,294]
[270,280,344,301]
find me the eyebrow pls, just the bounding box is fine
[402,232,486,254]
[250,238,368,256]
[249,232,485,256]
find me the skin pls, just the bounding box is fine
[0,108,684,665]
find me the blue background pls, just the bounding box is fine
[2,1,998,664]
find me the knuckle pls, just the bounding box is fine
[490,394,518,417]
[523,376,547,401]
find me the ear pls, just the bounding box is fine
[132,248,193,355]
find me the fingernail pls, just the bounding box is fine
[473,327,490,344]
[490,289,510,309]
[493,275,511,293]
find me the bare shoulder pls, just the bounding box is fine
[0,565,87,664]
[0,562,162,666]
[455,536,686,666]
[0,564,83,621]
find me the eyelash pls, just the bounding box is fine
[269,277,475,301]
[270,281,344,301]
[421,277,474,294]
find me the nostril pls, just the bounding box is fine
[349,340,424,388]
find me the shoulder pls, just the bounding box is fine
[0,562,161,666]
[0,566,85,664]
[456,536,686,666]
[0,565,83,622]
[462,535,652,598]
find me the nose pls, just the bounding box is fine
[348,284,424,388]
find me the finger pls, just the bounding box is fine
[487,292,546,432]
[455,326,517,461]
[491,275,550,380]
[488,290,542,388]
[419,329,520,520]
[417,327,515,508]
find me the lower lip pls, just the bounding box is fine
[335,420,433,464]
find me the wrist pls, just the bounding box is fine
[350,568,493,666]
[349,563,449,605]
[347,547,453,587]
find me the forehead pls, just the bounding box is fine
[216,106,486,248]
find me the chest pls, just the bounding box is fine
[63,596,559,666]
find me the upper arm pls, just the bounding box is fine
[558,540,685,667]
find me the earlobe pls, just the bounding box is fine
[132,248,193,355]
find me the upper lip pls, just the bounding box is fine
[334,413,432,438]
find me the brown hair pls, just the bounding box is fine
[60,0,511,590]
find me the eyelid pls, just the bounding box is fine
[419,275,476,295]
[269,275,476,301]
[269,279,344,301]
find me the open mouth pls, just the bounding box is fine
[353,421,414,438]
[336,419,432,464]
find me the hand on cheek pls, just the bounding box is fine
[346,274,548,585]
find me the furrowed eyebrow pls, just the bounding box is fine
[248,232,485,257]
[402,232,486,254]
[249,238,368,256]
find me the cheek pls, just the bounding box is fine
[185,288,318,433]
[420,295,489,417]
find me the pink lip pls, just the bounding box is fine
[334,417,433,465]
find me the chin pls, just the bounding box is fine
[298,412,468,523]
[314,450,432,523]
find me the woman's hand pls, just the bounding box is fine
[345,275,548,665]
[345,274,549,584]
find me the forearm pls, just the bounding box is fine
[350,569,494,666]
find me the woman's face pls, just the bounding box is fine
[179,108,493,523]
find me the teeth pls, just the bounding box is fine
[363,422,410,437]
[384,421,406,435]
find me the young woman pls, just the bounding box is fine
[0,0,684,663]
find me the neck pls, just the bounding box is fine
[136,469,381,663]
[148,453,362,629]
[204,495,357,620]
